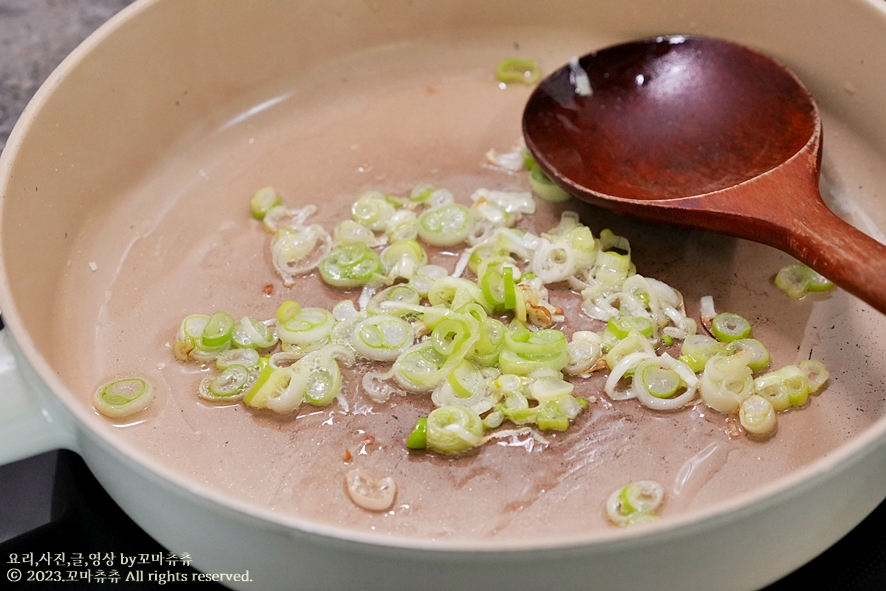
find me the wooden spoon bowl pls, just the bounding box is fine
[523,35,886,313]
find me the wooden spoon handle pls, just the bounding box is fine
[779,195,886,314]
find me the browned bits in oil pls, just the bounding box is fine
[263,284,274,296]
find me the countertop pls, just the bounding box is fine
[1,1,885,590]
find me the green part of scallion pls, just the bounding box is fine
[426,405,485,455]
[640,365,682,399]
[201,311,235,349]
[775,264,835,299]
[710,312,752,343]
[250,186,283,220]
[495,58,542,85]
[417,203,473,247]
[209,365,251,398]
[407,417,428,449]
[319,242,383,288]
[528,165,571,203]
[606,315,655,341]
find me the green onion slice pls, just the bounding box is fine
[352,192,396,231]
[199,365,254,402]
[425,405,485,455]
[277,306,336,347]
[799,359,830,393]
[639,365,681,399]
[529,165,571,203]
[201,311,235,349]
[93,377,154,419]
[739,394,777,438]
[352,315,415,361]
[606,315,655,340]
[216,347,261,370]
[250,186,283,220]
[725,338,770,372]
[495,58,542,85]
[775,264,834,298]
[231,316,277,350]
[406,417,428,449]
[319,242,384,288]
[605,480,665,527]
[710,312,752,342]
[417,203,473,247]
[754,365,809,411]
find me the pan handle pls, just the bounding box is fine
[0,327,76,466]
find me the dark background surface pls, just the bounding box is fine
[1,1,886,589]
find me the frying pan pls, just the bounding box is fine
[3,1,886,589]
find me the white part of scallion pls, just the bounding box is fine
[605,351,654,401]
[271,224,332,287]
[345,468,397,512]
[739,394,777,438]
[699,353,755,414]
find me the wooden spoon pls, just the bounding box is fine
[522,34,886,313]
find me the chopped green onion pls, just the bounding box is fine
[352,315,414,361]
[93,377,154,419]
[406,417,428,449]
[417,203,473,247]
[725,338,770,372]
[699,354,755,414]
[446,359,484,398]
[425,405,485,455]
[270,224,332,287]
[640,365,681,398]
[301,355,343,406]
[216,347,261,370]
[799,359,830,393]
[480,270,506,309]
[231,316,278,350]
[678,334,726,373]
[243,365,288,409]
[495,58,542,85]
[470,317,506,367]
[739,394,777,438]
[710,312,752,342]
[605,330,656,371]
[606,315,655,340]
[775,264,835,298]
[366,284,422,316]
[202,311,235,349]
[806,268,835,292]
[605,480,664,527]
[754,365,810,410]
[250,186,282,220]
[498,327,569,376]
[528,165,571,203]
[200,365,253,401]
[631,355,699,410]
[277,306,336,347]
[381,239,426,277]
[345,468,397,512]
[352,192,396,231]
[319,242,383,288]
[431,318,472,357]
